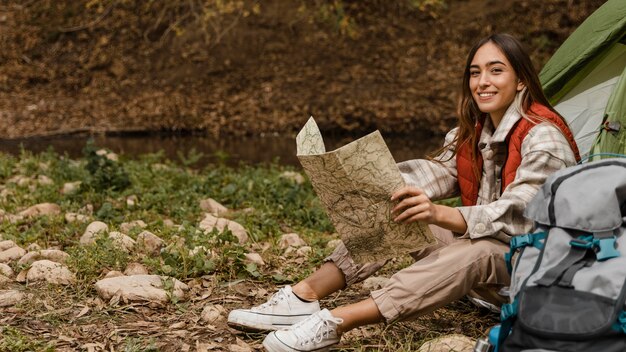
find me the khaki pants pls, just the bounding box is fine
[326,225,510,322]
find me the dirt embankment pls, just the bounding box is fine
[0,0,605,140]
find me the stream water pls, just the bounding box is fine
[0,131,444,167]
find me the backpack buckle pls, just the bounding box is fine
[596,237,620,261]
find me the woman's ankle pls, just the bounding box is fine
[292,282,320,302]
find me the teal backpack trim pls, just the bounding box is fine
[505,232,546,273]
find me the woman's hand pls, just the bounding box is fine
[390,186,468,233]
[390,186,439,224]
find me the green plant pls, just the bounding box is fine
[0,327,55,352]
[66,235,130,283]
[82,139,131,193]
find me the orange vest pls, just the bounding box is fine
[456,103,581,206]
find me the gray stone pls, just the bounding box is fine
[0,240,16,251]
[61,181,81,195]
[108,231,136,252]
[37,175,54,186]
[418,334,475,352]
[95,275,188,304]
[279,233,306,249]
[119,220,147,233]
[0,246,26,263]
[124,262,149,276]
[26,260,76,285]
[362,276,390,291]
[17,249,70,266]
[0,263,14,278]
[280,171,306,185]
[201,304,225,323]
[80,221,109,245]
[136,231,164,255]
[198,213,248,244]
[199,198,228,216]
[65,212,90,223]
[18,203,61,217]
[0,290,25,307]
[244,252,265,266]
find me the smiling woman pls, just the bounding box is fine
[227,33,582,352]
[469,42,525,127]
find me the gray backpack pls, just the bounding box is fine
[497,158,626,352]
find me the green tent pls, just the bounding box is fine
[539,0,626,158]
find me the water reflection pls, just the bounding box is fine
[0,132,443,167]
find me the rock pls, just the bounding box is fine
[362,276,390,291]
[126,195,138,207]
[279,233,306,249]
[326,239,343,250]
[417,334,475,352]
[96,149,118,161]
[244,252,265,266]
[0,263,14,278]
[0,240,17,251]
[0,274,11,286]
[94,275,188,304]
[201,304,225,323]
[136,231,164,255]
[8,175,31,187]
[26,260,76,285]
[199,198,228,216]
[80,221,109,245]
[280,171,306,185]
[124,263,149,276]
[0,290,25,307]
[26,243,42,251]
[108,231,136,252]
[15,269,27,283]
[37,175,54,186]
[119,220,147,233]
[18,203,61,217]
[65,212,90,223]
[0,246,26,263]
[198,213,248,244]
[296,246,312,257]
[61,181,81,195]
[163,219,175,228]
[17,249,70,266]
[104,270,125,279]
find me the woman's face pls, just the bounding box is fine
[469,42,524,125]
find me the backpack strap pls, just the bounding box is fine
[557,256,595,288]
[497,298,519,347]
[536,231,621,287]
[505,232,546,273]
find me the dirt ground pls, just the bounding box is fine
[0,0,606,140]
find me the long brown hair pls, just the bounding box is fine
[441,33,566,163]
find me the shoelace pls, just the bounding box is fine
[291,313,343,345]
[254,288,289,311]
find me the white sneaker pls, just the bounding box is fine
[227,285,321,332]
[262,309,343,352]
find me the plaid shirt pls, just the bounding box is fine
[398,104,577,243]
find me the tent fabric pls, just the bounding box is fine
[591,63,626,157]
[540,0,626,101]
[539,0,626,157]
[552,43,626,156]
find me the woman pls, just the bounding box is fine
[228,33,580,352]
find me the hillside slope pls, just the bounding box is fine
[0,0,605,139]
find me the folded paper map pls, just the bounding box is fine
[296,117,435,263]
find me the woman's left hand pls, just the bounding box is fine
[390,186,439,224]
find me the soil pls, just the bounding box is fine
[0,0,606,140]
